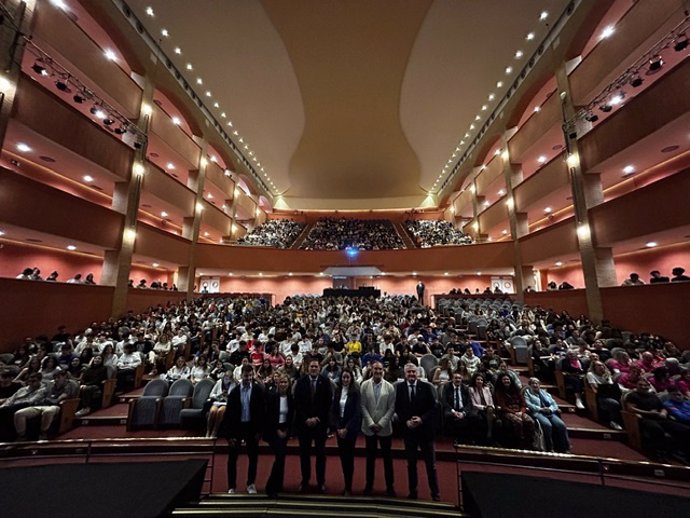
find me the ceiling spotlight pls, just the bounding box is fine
[515,50,523,59]
[537,155,547,164]
[622,165,635,175]
[674,33,688,52]
[205,91,212,97]
[505,66,513,74]
[648,55,664,73]
[55,77,70,92]
[526,32,535,40]
[152,262,160,267]
[171,116,181,125]
[104,49,117,61]
[161,29,169,37]
[534,106,541,113]
[31,61,47,75]
[145,7,154,16]
[496,81,503,88]
[502,229,509,235]
[544,207,553,213]
[186,63,193,70]
[645,241,658,248]
[83,175,94,182]
[166,162,175,170]
[16,143,31,152]
[488,93,495,101]
[67,245,77,251]
[539,11,548,21]
[629,75,643,88]
[196,78,203,85]
[174,47,182,55]
[610,93,624,105]
[555,261,563,267]
[161,211,168,218]
[600,25,615,39]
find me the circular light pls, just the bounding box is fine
[166,163,175,170]
[152,262,160,267]
[104,49,117,61]
[505,66,513,74]
[622,165,635,175]
[555,261,563,267]
[539,11,548,21]
[515,50,523,59]
[161,29,169,37]
[600,25,615,39]
[16,143,32,152]
[146,7,155,16]
[171,116,181,126]
[174,47,182,55]
[67,245,77,251]
[160,211,168,217]
[496,81,504,88]
[544,207,553,213]
[526,32,535,40]
[186,63,193,70]
[82,175,94,182]
[537,155,547,164]
[645,241,658,248]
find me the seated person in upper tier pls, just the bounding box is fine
[621,273,644,286]
[649,270,670,283]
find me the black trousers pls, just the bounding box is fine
[337,436,356,491]
[298,427,327,485]
[403,433,439,498]
[265,428,289,495]
[364,434,394,490]
[227,423,259,489]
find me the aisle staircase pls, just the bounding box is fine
[290,223,313,249]
[394,221,417,248]
[173,493,465,518]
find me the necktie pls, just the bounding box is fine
[479,388,487,406]
[311,377,317,399]
[455,387,460,410]
[409,383,416,402]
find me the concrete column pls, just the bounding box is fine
[500,135,534,300]
[179,144,209,297]
[555,65,617,322]
[101,80,154,317]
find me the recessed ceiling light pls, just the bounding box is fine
[539,11,548,21]
[544,207,553,213]
[474,115,481,121]
[221,112,226,118]
[174,47,182,55]
[0,230,4,236]
[534,106,541,112]
[196,78,203,85]
[496,81,504,88]
[50,0,68,9]
[67,245,77,251]
[104,49,117,61]
[83,175,94,182]
[205,91,212,97]
[145,7,154,17]
[152,262,160,267]
[526,32,535,40]
[515,50,523,59]
[166,163,175,170]
[498,189,506,196]
[622,165,635,175]
[555,261,563,267]
[213,102,219,108]
[505,66,513,74]
[483,200,490,207]
[204,231,210,237]
[600,25,615,39]
[444,272,449,276]
[502,229,508,235]
[16,143,31,152]
[207,193,213,199]
[171,116,181,125]
[476,272,482,276]
[610,94,624,105]
[537,155,547,164]
[160,211,168,217]
[186,63,193,70]
[488,93,495,101]
[161,29,169,37]
[481,105,488,111]
[645,241,658,248]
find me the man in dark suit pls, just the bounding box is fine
[293,358,333,492]
[416,281,425,303]
[395,362,440,501]
[220,364,265,494]
[442,372,483,444]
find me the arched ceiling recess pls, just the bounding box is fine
[125,0,578,210]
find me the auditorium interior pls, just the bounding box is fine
[1,0,690,516]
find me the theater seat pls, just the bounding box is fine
[160,379,194,427]
[127,379,169,430]
[180,379,215,430]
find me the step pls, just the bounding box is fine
[75,415,128,426]
[567,427,627,441]
[173,494,464,518]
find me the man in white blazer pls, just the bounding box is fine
[360,361,396,496]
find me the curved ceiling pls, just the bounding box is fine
[127,0,572,210]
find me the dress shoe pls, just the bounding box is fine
[247,484,257,495]
[299,482,308,493]
[386,488,397,497]
[432,494,441,502]
[407,491,418,500]
[342,490,351,496]
[227,488,236,494]
[318,484,327,494]
[362,486,373,496]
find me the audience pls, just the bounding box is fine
[404,220,473,247]
[300,218,405,250]
[237,219,305,248]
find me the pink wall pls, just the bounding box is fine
[612,243,690,284]
[546,265,585,289]
[0,241,103,282]
[207,274,498,305]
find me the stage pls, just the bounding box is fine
[0,460,207,518]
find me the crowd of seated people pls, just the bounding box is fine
[15,268,97,285]
[300,218,405,250]
[237,219,305,248]
[622,267,690,286]
[3,289,689,468]
[404,220,473,247]
[128,279,178,290]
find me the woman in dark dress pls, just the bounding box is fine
[264,373,294,497]
[330,369,361,496]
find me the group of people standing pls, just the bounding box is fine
[219,358,442,501]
